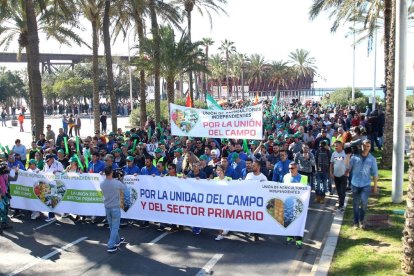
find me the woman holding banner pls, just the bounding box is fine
[213,165,231,241]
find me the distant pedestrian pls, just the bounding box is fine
[68,114,74,137]
[17,113,24,132]
[62,115,68,135]
[100,166,126,253]
[100,112,107,133]
[1,110,6,127]
[75,114,81,136]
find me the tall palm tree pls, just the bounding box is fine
[248,53,265,92]
[102,0,117,131]
[0,0,83,138]
[208,53,224,97]
[201,37,214,96]
[218,39,236,97]
[151,27,207,112]
[269,60,289,100]
[288,48,317,79]
[172,0,227,103]
[79,0,105,132]
[112,0,180,127]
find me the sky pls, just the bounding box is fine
[1,0,413,89]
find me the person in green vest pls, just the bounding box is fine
[152,148,165,168]
[283,162,307,249]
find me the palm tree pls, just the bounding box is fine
[218,39,236,97]
[79,0,105,132]
[201,37,214,97]
[158,27,207,112]
[288,48,316,79]
[102,0,117,132]
[112,0,180,127]
[172,0,227,103]
[248,53,265,92]
[208,53,224,97]
[269,60,289,100]
[0,0,83,138]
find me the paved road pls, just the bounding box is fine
[1,193,338,276]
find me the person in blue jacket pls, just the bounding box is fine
[88,152,105,173]
[272,150,291,182]
[123,156,140,175]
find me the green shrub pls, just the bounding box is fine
[321,87,369,111]
[129,99,207,125]
[407,95,414,111]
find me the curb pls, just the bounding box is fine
[311,194,349,276]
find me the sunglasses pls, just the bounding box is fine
[289,167,297,169]
[168,167,173,170]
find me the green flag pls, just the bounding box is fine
[76,136,80,153]
[63,137,69,154]
[206,94,223,110]
[243,139,249,153]
[270,96,278,113]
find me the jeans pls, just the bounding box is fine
[316,172,328,196]
[352,185,371,224]
[368,132,381,151]
[105,207,121,248]
[334,175,348,208]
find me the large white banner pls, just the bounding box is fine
[10,171,310,236]
[170,103,263,140]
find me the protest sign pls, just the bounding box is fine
[170,103,263,140]
[10,171,310,236]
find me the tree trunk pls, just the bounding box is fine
[381,0,395,169]
[92,19,100,132]
[149,0,161,124]
[135,13,147,128]
[103,0,117,132]
[186,10,194,105]
[402,117,414,274]
[25,0,43,138]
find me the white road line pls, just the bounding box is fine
[7,236,87,276]
[33,219,57,231]
[2,231,19,239]
[195,254,224,276]
[147,232,169,245]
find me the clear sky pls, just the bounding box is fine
[1,0,413,89]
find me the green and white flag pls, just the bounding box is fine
[206,94,223,110]
[270,96,278,114]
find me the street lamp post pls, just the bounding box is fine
[241,64,246,101]
[128,31,133,112]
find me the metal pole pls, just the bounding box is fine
[128,32,133,112]
[241,67,244,101]
[351,2,356,101]
[392,0,407,204]
[372,28,377,111]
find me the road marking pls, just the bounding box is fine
[2,231,19,239]
[147,232,169,245]
[195,254,223,276]
[7,236,87,276]
[33,219,57,231]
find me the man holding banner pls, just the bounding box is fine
[283,162,308,249]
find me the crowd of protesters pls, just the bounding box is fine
[0,97,381,250]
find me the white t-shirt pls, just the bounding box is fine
[245,172,267,181]
[330,150,347,177]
